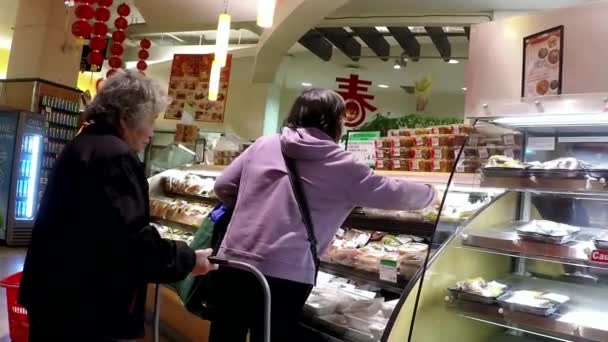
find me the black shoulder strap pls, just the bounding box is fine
[282,152,320,284]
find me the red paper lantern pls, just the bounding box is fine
[71,20,92,38]
[97,0,113,6]
[75,4,95,20]
[87,51,104,66]
[94,7,111,22]
[106,68,118,78]
[136,60,148,71]
[139,38,151,50]
[112,30,126,43]
[117,3,131,16]
[109,43,124,56]
[90,36,106,51]
[114,17,128,30]
[108,57,122,69]
[137,49,149,60]
[92,22,108,36]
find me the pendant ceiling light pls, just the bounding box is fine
[257,0,276,28]
[208,60,221,101]
[214,1,231,68]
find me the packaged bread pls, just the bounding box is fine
[395,136,415,148]
[375,149,391,159]
[390,159,410,171]
[375,138,392,149]
[431,159,455,172]
[431,147,455,160]
[428,134,455,147]
[391,148,414,159]
[431,126,453,134]
[408,159,432,172]
[452,124,476,134]
[375,159,389,170]
[412,148,432,159]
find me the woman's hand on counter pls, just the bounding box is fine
[192,248,219,276]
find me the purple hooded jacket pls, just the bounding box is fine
[214,127,435,285]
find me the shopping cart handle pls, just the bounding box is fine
[208,256,229,265]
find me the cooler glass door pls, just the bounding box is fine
[14,133,42,221]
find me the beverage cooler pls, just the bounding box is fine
[0,110,45,245]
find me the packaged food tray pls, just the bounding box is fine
[448,286,509,305]
[496,293,561,317]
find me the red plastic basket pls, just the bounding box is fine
[0,272,28,342]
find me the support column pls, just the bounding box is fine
[7,0,82,86]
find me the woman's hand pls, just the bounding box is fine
[192,248,219,276]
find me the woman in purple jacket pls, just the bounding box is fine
[209,88,436,342]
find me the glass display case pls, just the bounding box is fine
[401,94,608,342]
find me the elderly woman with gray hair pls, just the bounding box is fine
[19,70,216,341]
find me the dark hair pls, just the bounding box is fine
[284,88,345,141]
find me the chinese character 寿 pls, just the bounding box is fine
[336,74,377,127]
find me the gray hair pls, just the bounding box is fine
[85,69,168,128]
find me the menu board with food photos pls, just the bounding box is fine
[165,54,232,123]
[522,26,564,98]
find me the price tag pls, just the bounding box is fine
[503,134,515,146]
[591,250,608,263]
[392,148,400,157]
[431,137,440,147]
[379,259,398,283]
[393,159,401,169]
[411,159,420,170]
[414,137,424,147]
[376,160,384,169]
[478,148,489,159]
[433,148,442,159]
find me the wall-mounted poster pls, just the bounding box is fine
[165,53,232,122]
[522,26,564,98]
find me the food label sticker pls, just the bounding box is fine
[393,159,401,169]
[504,149,515,158]
[433,161,440,170]
[393,148,400,157]
[432,137,440,147]
[434,148,442,159]
[479,148,489,159]
[411,160,420,170]
[376,160,384,169]
[336,228,345,238]
[456,164,465,173]
[591,250,608,264]
[503,135,516,146]
[379,259,398,283]
[393,138,400,148]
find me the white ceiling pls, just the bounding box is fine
[332,0,599,16]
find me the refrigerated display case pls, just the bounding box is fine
[400,94,608,342]
[0,110,45,245]
[145,160,499,341]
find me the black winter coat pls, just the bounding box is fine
[19,122,195,339]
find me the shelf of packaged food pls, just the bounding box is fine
[343,214,435,238]
[480,175,608,196]
[46,121,78,129]
[461,225,608,271]
[150,217,199,233]
[320,262,407,293]
[40,105,80,115]
[165,192,219,206]
[448,275,608,342]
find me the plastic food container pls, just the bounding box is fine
[432,147,456,160]
[375,159,390,170]
[408,159,432,172]
[390,159,410,171]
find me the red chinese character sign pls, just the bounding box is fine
[336,74,377,127]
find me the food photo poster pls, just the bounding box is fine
[522,26,564,98]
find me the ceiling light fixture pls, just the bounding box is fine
[208,60,221,101]
[448,59,460,64]
[393,59,402,69]
[378,84,389,88]
[462,87,467,91]
[301,82,312,87]
[257,0,277,28]
[214,11,231,68]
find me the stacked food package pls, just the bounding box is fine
[162,170,216,198]
[152,222,195,244]
[149,197,214,227]
[456,132,524,173]
[324,229,429,279]
[305,274,400,340]
[374,124,474,172]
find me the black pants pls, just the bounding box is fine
[208,267,313,342]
